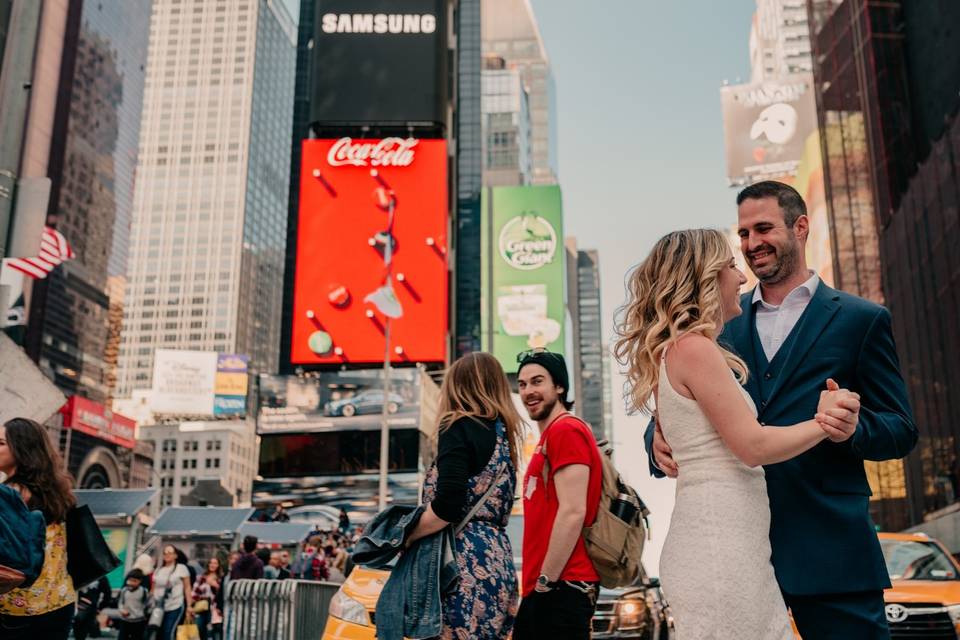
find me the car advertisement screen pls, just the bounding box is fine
[257,369,421,435]
[481,185,566,370]
[290,138,449,365]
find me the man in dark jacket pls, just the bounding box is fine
[229,535,264,580]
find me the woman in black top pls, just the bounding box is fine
[407,352,525,639]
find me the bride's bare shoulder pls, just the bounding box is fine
[671,333,723,363]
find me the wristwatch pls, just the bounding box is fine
[536,574,557,592]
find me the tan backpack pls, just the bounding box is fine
[543,416,650,589]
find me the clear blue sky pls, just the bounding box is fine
[528,0,755,566]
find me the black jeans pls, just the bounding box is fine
[117,619,147,640]
[513,581,599,640]
[0,604,75,640]
[74,605,100,640]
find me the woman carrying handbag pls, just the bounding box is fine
[150,546,193,640]
[0,418,78,639]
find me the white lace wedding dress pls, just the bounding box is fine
[657,355,794,639]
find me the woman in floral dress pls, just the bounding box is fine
[406,352,525,639]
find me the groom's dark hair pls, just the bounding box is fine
[736,181,807,228]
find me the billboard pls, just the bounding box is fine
[60,396,136,449]
[257,369,421,436]
[151,350,249,416]
[310,0,448,126]
[481,186,566,369]
[214,354,250,416]
[290,138,449,365]
[720,73,817,184]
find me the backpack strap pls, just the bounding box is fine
[454,464,507,536]
[540,413,596,486]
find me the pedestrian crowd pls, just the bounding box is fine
[0,414,362,640]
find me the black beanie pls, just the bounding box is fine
[517,351,571,406]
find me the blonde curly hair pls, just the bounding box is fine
[614,228,749,414]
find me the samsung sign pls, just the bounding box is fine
[311,0,447,126]
[320,13,438,34]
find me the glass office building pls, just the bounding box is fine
[809,0,960,530]
[25,1,151,403]
[117,0,296,396]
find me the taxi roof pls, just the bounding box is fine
[878,531,934,542]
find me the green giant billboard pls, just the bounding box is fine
[481,185,566,369]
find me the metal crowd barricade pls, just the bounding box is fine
[224,579,340,640]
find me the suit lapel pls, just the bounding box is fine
[762,283,841,410]
[723,291,761,400]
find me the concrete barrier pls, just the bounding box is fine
[223,579,340,640]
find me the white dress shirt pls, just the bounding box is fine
[752,271,820,362]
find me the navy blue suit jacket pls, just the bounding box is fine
[644,283,917,595]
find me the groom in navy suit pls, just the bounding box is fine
[645,181,917,638]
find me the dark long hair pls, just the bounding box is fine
[4,418,76,523]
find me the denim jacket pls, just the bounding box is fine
[352,505,458,640]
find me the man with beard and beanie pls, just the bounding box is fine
[644,180,916,639]
[512,349,603,640]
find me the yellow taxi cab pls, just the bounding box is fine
[792,531,960,638]
[322,565,386,640]
[878,531,960,637]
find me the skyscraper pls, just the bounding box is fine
[22,1,152,403]
[482,0,557,185]
[116,0,296,397]
[565,238,606,441]
[750,0,814,82]
[482,55,532,187]
[454,0,484,356]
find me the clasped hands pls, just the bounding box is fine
[652,378,861,479]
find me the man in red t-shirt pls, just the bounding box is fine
[513,349,602,640]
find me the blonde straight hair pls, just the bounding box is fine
[614,228,749,414]
[435,352,524,470]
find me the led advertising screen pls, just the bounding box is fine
[480,185,566,370]
[291,138,449,365]
[310,0,448,126]
[720,73,817,185]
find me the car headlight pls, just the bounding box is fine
[947,603,960,623]
[616,598,647,631]
[328,589,369,626]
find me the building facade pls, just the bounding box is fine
[482,0,557,185]
[750,0,813,82]
[142,418,258,509]
[482,57,531,187]
[18,1,152,403]
[116,0,295,397]
[454,0,484,356]
[565,239,606,442]
[808,0,960,532]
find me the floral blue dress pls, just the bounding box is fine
[422,419,519,640]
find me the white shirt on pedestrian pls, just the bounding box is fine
[153,563,190,611]
[752,271,820,362]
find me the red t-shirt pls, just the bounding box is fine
[521,413,602,597]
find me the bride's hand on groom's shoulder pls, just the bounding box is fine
[816,378,861,443]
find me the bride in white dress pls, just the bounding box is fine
[613,229,860,639]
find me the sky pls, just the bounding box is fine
[283,0,756,569]
[528,0,756,569]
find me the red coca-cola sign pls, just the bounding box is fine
[60,396,136,449]
[326,137,419,168]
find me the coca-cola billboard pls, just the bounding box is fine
[326,137,419,167]
[289,138,449,365]
[310,0,447,126]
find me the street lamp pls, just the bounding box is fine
[369,169,399,511]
